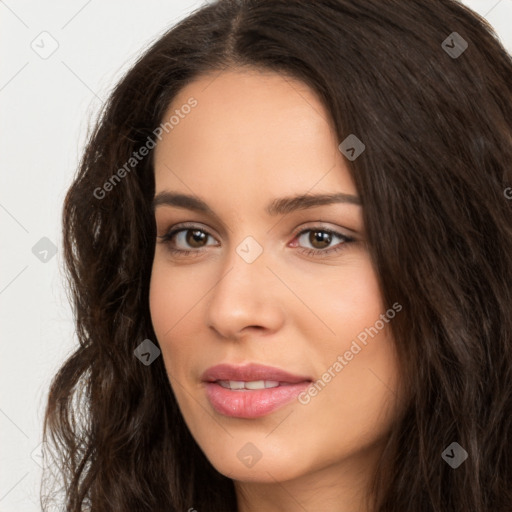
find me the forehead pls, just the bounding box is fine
[153,68,356,199]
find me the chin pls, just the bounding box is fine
[200,436,314,483]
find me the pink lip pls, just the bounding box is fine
[202,363,312,418]
[201,363,312,383]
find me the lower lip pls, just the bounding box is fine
[204,381,310,418]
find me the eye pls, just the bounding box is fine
[157,223,218,257]
[293,227,355,258]
[156,223,355,258]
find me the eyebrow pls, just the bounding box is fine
[152,191,361,217]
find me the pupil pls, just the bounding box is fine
[311,230,330,248]
[187,229,206,248]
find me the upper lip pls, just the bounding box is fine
[201,363,313,384]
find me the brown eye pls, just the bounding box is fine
[308,230,332,249]
[157,225,218,255]
[185,229,208,248]
[294,227,355,258]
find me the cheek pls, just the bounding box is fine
[296,256,386,343]
[149,259,200,336]
[149,263,173,339]
[294,258,401,428]
[148,262,187,371]
[148,261,210,379]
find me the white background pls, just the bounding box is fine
[1,1,511,510]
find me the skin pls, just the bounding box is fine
[149,67,403,512]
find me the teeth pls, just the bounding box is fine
[245,380,279,390]
[225,380,245,390]
[217,380,280,390]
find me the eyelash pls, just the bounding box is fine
[156,222,355,259]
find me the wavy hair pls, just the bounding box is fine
[42,0,512,510]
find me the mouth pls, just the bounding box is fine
[201,362,312,384]
[214,380,298,390]
[201,363,313,418]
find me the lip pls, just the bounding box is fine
[202,363,313,418]
[201,363,312,383]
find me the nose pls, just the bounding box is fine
[205,241,285,341]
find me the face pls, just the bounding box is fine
[149,68,402,485]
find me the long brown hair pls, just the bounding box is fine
[42,1,512,510]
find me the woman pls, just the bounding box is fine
[42,0,512,511]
